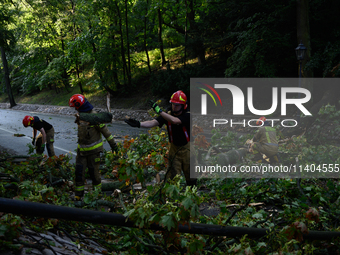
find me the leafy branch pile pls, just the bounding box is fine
[0,106,340,254]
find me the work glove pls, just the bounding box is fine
[149,100,163,114]
[32,137,36,146]
[111,143,119,154]
[41,144,45,152]
[125,118,141,128]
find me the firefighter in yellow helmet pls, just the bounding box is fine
[251,117,279,163]
[69,94,118,200]
[125,90,196,186]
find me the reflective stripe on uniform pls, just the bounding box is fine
[107,134,114,141]
[78,139,103,151]
[93,183,102,189]
[168,122,190,143]
[99,124,105,128]
[265,143,279,146]
[264,127,276,144]
[95,157,101,162]
[75,186,84,191]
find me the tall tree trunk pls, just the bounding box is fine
[185,0,205,65]
[297,0,313,106]
[124,0,131,85]
[89,25,115,96]
[297,0,312,78]
[71,2,83,94]
[0,47,16,108]
[61,37,70,92]
[76,63,84,94]
[144,0,151,73]
[111,32,121,88]
[157,8,167,67]
[115,2,128,85]
[184,10,188,68]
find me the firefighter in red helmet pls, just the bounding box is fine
[250,117,279,163]
[22,115,55,157]
[69,94,118,200]
[125,90,196,186]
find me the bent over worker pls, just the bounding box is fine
[69,94,118,200]
[125,90,196,186]
[251,117,279,163]
[22,115,55,157]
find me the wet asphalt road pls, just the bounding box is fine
[0,109,147,163]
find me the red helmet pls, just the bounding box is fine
[256,117,266,126]
[169,90,187,109]
[23,115,34,127]
[69,94,86,110]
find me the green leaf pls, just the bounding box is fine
[0,225,7,237]
[166,185,180,199]
[123,209,135,218]
[149,214,161,224]
[159,214,176,231]
[182,197,193,210]
[252,213,263,219]
[189,239,204,252]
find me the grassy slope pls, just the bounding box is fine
[0,46,227,109]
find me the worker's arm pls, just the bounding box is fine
[33,129,37,139]
[253,130,260,142]
[149,100,182,125]
[158,111,181,125]
[140,119,160,128]
[125,118,160,128]
[39,128,47,144]
[98,124,118,152]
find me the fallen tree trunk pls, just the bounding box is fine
[78,112,113,125]
[283,83,339,137]
[0,197,339,240]
[102,180,128,191]
[215,148,249,166]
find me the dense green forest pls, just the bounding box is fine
[1,0,340,105]
[1,0,340,254]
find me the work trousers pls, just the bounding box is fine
[252,142,278,157]
[252,142,279,163]
[165,142,196,186]
[74,152,101,197]
[36,127,55,157]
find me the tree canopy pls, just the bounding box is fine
[0,0,340,99]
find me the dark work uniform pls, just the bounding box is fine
[252,122,279,163]
[156,111,196,185]
[74,110,118,197]
[32,116,55,157]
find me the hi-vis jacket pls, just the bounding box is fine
[253,126,278,146]
[253,126,278,156]
[77,113,115,156]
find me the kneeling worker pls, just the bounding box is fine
[251,117,279,163]
[22,115,55,157]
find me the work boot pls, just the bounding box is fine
[74,196,82,201]
[252,153,263,163]
[269,155,280,163]
[73,196,84,207]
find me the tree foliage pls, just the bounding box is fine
[1,0,340,99]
